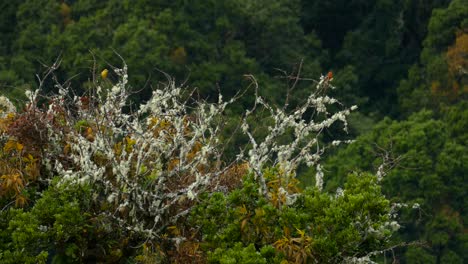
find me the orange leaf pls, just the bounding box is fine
[15,195,28,207]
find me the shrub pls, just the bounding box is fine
[0,64,399,262]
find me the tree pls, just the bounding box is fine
[398,0,468,115]
[301,0,453,116]
[321,104,468,262]
[0,63,400,262]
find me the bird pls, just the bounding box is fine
[101,69,109,79]
[317,71,333,95]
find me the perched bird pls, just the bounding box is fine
[101,69,109,79]
[317,71,333,95]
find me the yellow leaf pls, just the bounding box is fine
[16,142,24,152]
[1,173,23,194]
[2,139,23,153]
[167,225,180,235]
[296,228,305,237]
[125,136,136,146]
[3,140,16,153]
[22,154,34,163]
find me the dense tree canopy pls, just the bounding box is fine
[320,104,467,263]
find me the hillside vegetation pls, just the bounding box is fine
[0,0,466,263]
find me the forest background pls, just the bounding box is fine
[0,0,466,263]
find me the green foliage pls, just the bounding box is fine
[0,1,466,262]
[405,247,436,264]
[422,0,468,59]
[0,0,459,118]
[208,243,275,264]
[0,178,132,263]
[301,0,453,116]
[398,0,468,114]
[191,172,395,263]
[13,0,61,84]
[322,104,468,262]
[1,0,325,107]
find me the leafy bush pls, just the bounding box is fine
[191,172,396,263]
[0,178,131,263]
[0,64,400,262]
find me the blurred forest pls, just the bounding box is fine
[0,0,467,263]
